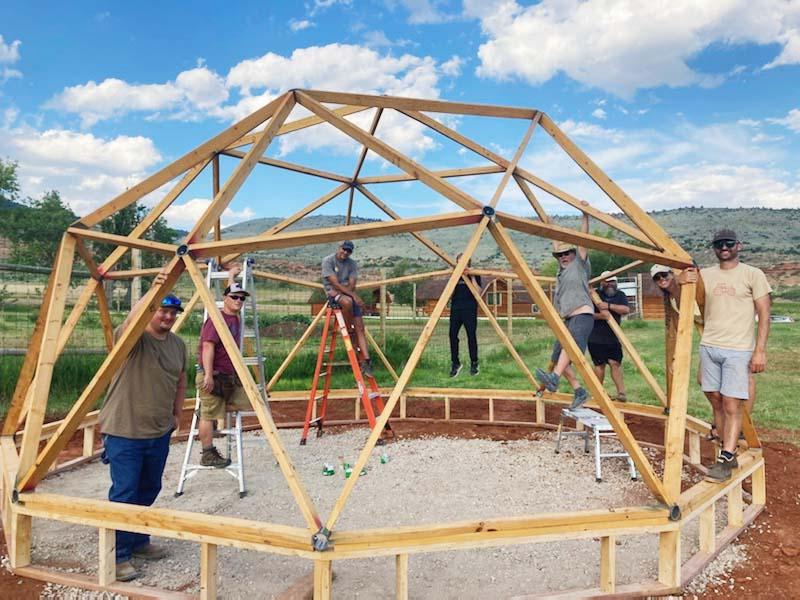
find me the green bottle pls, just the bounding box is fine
[322,463,335,476]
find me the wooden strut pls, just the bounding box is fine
[182,257,321,530]
[267,305,327,391]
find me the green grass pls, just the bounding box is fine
[2,302,799,437]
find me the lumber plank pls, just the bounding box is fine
[265,183,351,236]
[252,269,324,289]
[67,227,177,255]
[221,150,351,183]
[657,530,680,587]
[588,261,644,285]
[98,527,116,586]
[699,503,715,554]
[599,535,615,593]
[358,164,504,184]
[267,306,327,391]
[396,554,409,600]
[200,543,218,600]
[313,560,332,600]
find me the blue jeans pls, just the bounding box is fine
[102,431,172,563]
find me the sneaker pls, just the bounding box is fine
[612,392,627,402]
[359,358,374,378]
[535,368,559,392]
[470,362,479,376]
[201,446,231,468]
[705,453,738,483]
[116,560,139,582]
[570,387,589,410]
[132,543,167,561]
[449,363,462,378]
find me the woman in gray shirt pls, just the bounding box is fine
[536,209,594,409]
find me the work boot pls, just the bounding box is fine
[201,446,231,468]
[132,543,168,561]
[116,560,139,582]
[705,453,738,483]
[470,361,479,376]
[570,387,589,410]
[535,368,559,392]
[449,363,462,378]
[612,392,627,402]
[359,358,374,378]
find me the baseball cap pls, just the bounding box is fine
[223,283,250,297]
[599,270,618,282]
[712,228,738,243]
[552,241,576,256]
[160,294,184,312]
[650,264,671,278]
[341,240,355,251]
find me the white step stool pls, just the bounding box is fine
[555,407,638,482]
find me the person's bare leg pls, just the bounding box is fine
[608,360,625,396]
[705,390,724,436]
[744,373,755,416]
[562,363,580,389]
[354,316,370,361]
[199,419,213,447]
[593,363,606,384]
[721,395,743,454]
[553,349,571,377]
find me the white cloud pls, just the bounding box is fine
[389,0,457,24]
[289,19,314,32]
[440,55,464,77]
[464,0,800,97]
[768,108,800,133]
[591,108,606,120]
[163,198,255,229]
[310,0,352,16]
[0,35,21,64]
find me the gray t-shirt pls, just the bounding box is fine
[553,255,592,318]
[99,326,186,439]
[321,253,358,295]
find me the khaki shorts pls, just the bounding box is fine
[196,372,252,420]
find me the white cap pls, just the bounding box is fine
[599,270,618,282]
[650,264,672,278]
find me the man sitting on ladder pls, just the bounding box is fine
[321,240,373,377]
[196,263,252,467]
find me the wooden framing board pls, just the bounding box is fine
[495,213,692,269]
[513,174,549,221]
[304,89,536,119]
[17,235,77,477]
[488,220,670,505]
[188,210,483,257]
[67,227,177,255]
[589,261,644,285]
[221,150,351,183]
[253,269,323,289]
[296,92,483,212]
[182,257,321,530]
[17,257,186,490]
[264,183,351,236]
[364,328,399,381]
[79,95,284,228]
[358,164,504,184]
[352,107,383,181]
[538,114,690,261]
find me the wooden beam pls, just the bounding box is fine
[487,113,540,209]
[172,288,202,334]
[599,535,616,593]
[228,104,370,149]
[183,257,321,531]
[188,210,484,258]
[589,261,644,285]
[589,290,667,407]
[296,91,483,212]
[358,269,452,290]
[104,267,164,279]
[699,503,715,554]
[356,184,455,266]
[98,527,116,586]
[345,186,354,226]
[657,530,680,588]
[488,220,670,505]
[662,283,696,498]
[200,543,218,600]
[396,554,409,600]
[94,280,115,351]
[252,269,323,289]
[221,150,351,183]
[79,95,285,227]
[9,512,31,568]
[67,227,177,255]
[365,328,399,382]
[265,183,351,237]
[538,114,690,260]
[513,174,549,222]
[17,257,185,490]
[186,93,296,243]
[267,305,327,391]
[313,560,332,600]
[728,482,743,527]
[352,107,383,181]
[304,89,537,119]
[358,164,504,184]
[17,235,76,478]
[323,217,491,532]
[495,213,692,269]
[751,462,766,506]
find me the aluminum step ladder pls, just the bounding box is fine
[300,299,393,445]
[176,258,269,498]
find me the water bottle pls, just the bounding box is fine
[322,463,335,476]
[380,452,390,464]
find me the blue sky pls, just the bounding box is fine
[1,0,799,230]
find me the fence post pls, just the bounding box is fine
[380,268,387,347]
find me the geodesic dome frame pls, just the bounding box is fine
[0,90,765,598]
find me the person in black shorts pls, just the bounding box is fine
[448,253,482,377]
[588,271,630,401]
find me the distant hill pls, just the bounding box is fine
[222,208,800,274]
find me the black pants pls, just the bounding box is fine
[449,308,478,365]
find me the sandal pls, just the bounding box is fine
[706,425,720,443]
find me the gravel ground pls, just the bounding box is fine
[28,429,745,598]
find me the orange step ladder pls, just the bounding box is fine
[301,300,393,445]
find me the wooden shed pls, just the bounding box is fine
[640,274,666,320]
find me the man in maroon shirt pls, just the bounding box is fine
[196,277,252,467]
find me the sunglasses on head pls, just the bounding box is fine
[712,239,737,250]
[228,295,247,301]
[652,272,671,282]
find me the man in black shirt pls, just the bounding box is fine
[449,254,482,377]
[588,271,630,401]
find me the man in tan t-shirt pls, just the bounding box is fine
[99,276,187,582]
[692,228,771,483]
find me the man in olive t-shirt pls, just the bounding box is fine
[697,229,771,483]
[99,286,187,581]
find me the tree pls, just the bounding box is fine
[0,158,20,206]
[94,202,178,269]
[387,259,415,305]
[0,190,78,265]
